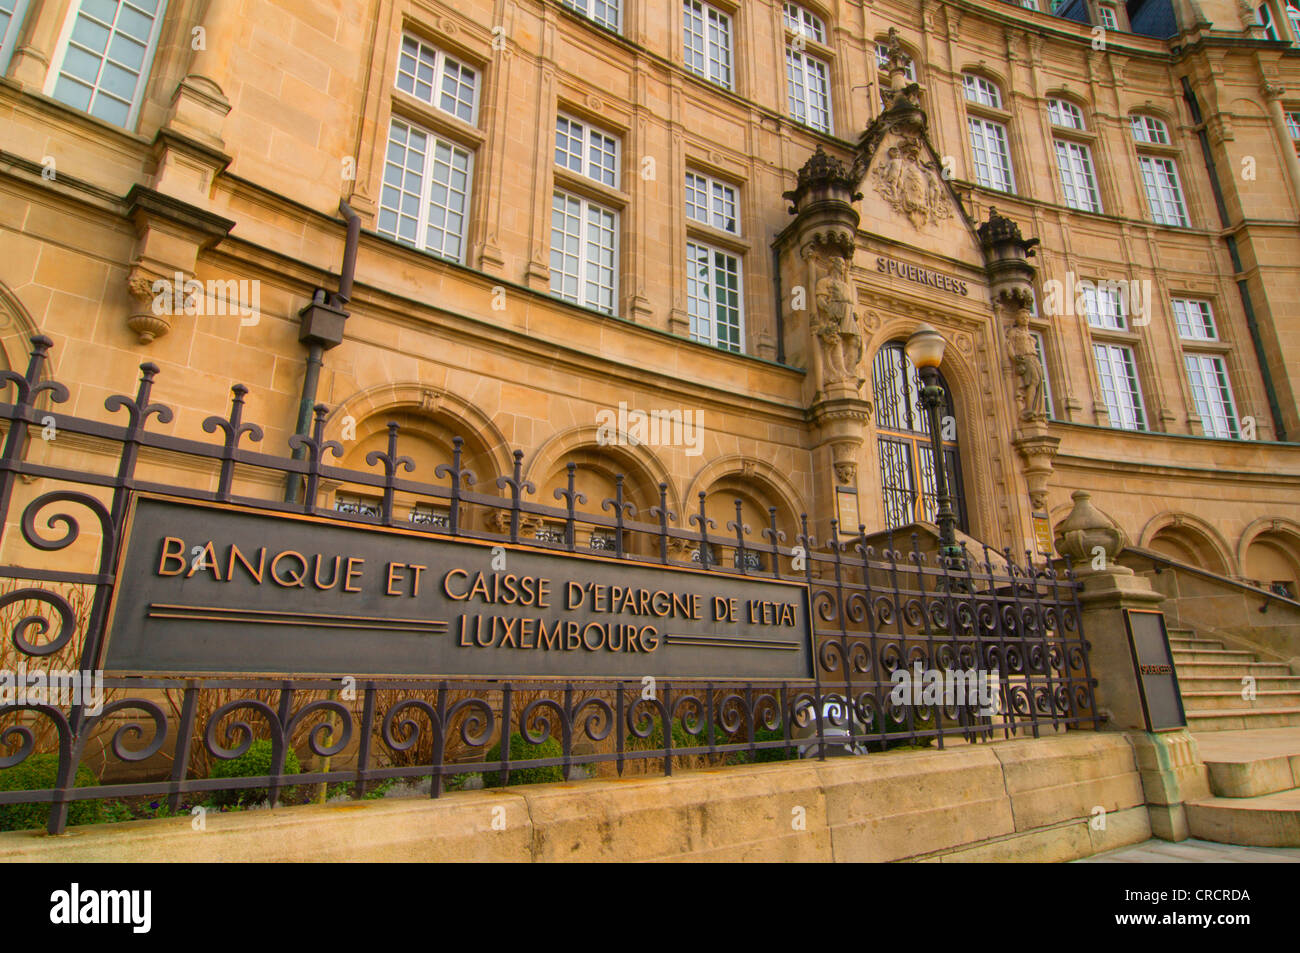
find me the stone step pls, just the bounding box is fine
[1186,708,1300,732]
[1181,691,1300,712]
[1178,675,1300,693]
[1171,648,1261,663]
[1166,627,1196,637]
[1194,728,1300,798]
[1169,637,1225,651]
[1187,789,1300,847]
[1173,661,1293,678]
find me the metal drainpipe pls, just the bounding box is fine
[285,200,361,502]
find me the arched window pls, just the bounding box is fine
[963,73,1015,193]
[783,3,832,132]
[872,342,967,533]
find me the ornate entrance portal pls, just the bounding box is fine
[872,342,967,533]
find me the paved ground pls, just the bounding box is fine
[1075,838,1300,862]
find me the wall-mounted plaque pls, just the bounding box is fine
[103,496,813,681]
[1032,512,1053,556]
[1123,608,1186,732]
[835,486,860,535]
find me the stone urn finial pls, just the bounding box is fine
[1053,490,1130,574]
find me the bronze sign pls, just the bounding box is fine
[1123,608,1186,732]
[103,496,814,680]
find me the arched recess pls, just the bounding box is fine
[1139,512,1235,577]
[0,281,46,378]
[685,455,808,570]
[323,383,509,529]
[526,429,672,556]
[861,321,990,541]
[1238,518,1300,598]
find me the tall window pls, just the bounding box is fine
[686,242,743,352]
[559,0,621,33]
[1019,0,1039,10]
[684,0,732,89]
[1093,343,1147,431]
[1098,5,1119,28]
[395,34,478,124]
[555,114,619,188]
[1138,156,1189,226]
[1172,299,1240,439]
[1257,3,1280,38]
[1083,282,1127,330]
[872,343,967,532]
[963,74,1014,193]
[785,4,831,132]
[378,118,471,263]
[685,171,738,233]
[47,0,168,128]
[875,42,916,81]
[1286,110,1300,151]
[551,191,618,315]
[0,0,29,72]
[1185,355,1240,439]
[1131,115,1188,227]
[1288,2,1300,40]
[1048,100,1101,212]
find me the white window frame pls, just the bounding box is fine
[377,117,473,264]
[1019,0,1039,10]
[685,171,739,234]
[1047,98,1086,130]
[1171,298,1217,340]
[1083,282,1127,330]
[1184,354,1240,438]
[1093,342,1147,431]
[968,115,1015,192]
[1130,114,1170,144]
[0,0,30,73]
[963,73,1003,109]
[395,33,479,125]
[1285,109,1300,143]
[1288,2,1300,40]
[46,0,169,129]
[784,3,826,44]
[683,0,733,90]
[786,44,831,132]
[686,240,744,353]
[1258,3,1280,39]
[550,189,619,316]
[1030,330,1055,418]
[1098,5,1118,28]
[1054,139,1103,212]
[559,0,622,33]
[1138,155,1190,227]
[555,113,620,188]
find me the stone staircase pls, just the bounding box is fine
[1168,627,1300,731]
[1167,628,1300,846]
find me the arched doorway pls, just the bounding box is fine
[871,341,967,532]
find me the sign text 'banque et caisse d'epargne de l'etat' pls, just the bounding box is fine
[103,496,814,680]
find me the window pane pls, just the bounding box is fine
[1093,343,1146,430]
[51,0,165,128]
[1185,354,1239,438]
[1171,298,1216,340]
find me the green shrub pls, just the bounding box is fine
[325,778,395,801]
[627,719,729,754]
[0,754,108,832]
[481,733,564,787]
[208,739,301,807]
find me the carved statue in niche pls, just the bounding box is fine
[1006,298,1046,421]
[812,255,864,390]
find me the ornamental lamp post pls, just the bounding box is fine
[904,324,962,566]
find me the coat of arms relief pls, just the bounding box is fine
[872,136,953,229]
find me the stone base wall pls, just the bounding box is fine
[0,733,1154,862]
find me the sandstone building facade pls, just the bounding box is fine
[0,0,1298,597]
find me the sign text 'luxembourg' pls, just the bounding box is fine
[104,497,814,680]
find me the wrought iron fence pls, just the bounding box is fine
[0,336,1097,834]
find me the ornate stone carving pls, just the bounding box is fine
[812,255,864,390]
[783,146,863,214]
[1005,298,1046,422]
[872,137,952,229]
[125,269,180,345]
[833,459,856,485]
[1053,490,1130,573]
